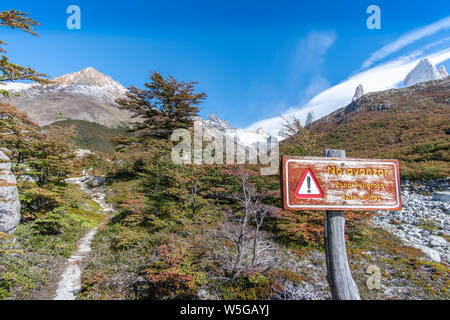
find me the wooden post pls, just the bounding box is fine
[323,149,361,300]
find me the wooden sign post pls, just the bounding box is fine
[281,150,402,300]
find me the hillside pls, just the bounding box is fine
[305,77,450,180]
[46,120,128,153]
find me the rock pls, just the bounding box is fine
[204,113,235,132]
[438,65,448,78]
[305,112,316,126]
[428,235,447,248]
[416,245,441,263]
[404,59,447,87]
[74,149,93,158]
[0,151,21,234]
[352,84,365,101]
[433,191,450,202]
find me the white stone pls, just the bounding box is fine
[0,151,21,234]
[415,245,441,263]
[429,235,447,248]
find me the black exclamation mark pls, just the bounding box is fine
[307,176,311,193]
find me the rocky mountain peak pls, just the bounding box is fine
[205,113,235,132]
[352,84,365,101]
[404,59,447,87]
[438,65,448,78]
[305,111,316,126]
[52,67,127,99]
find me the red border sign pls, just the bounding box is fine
[282,156,402,211]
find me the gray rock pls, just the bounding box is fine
[352,84,365,101]
[305,112,316,126]
[428,235,447,248]
[433,191,450,202]
[0,151,21,234]
[415,245,441,263]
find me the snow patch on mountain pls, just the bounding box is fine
[1,82,34,92]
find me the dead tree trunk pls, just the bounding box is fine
[323,149,361,300]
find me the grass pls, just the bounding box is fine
[418,219,442,232]
[45,119,128,153]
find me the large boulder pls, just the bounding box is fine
[0,151,20,234]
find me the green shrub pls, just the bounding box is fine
[31,208,65,235]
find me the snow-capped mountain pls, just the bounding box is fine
[0,67,132,127]
[201,113,283,148]
[204,113,235,132]
[404,58,448,87]
[52,67,128,103]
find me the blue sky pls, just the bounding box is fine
[2,0,450,128]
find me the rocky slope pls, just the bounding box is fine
[1,67,132,128]
[373,179,450,264]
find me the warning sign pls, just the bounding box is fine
[282,156,402,211]
[294,169,323,198]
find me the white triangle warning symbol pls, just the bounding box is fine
[294,169,323,199]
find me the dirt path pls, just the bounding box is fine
[53,175,112,300]
[53,227,98,299]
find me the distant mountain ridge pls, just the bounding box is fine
[1,67,132,128]
[2,68,281,148]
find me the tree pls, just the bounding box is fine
[0,102,40,163]
[0,9,49,97]
[117,71,206,139]
[211,165,277,278]
[281,116,320,156]
[26,125,76,187]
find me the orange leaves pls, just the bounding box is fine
[119,192,145,214]
[269,209,325,247]
[144,242,200,298]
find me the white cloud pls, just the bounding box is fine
[304,75,330,99]
[362,16,450,69]
[291,31,336,78]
